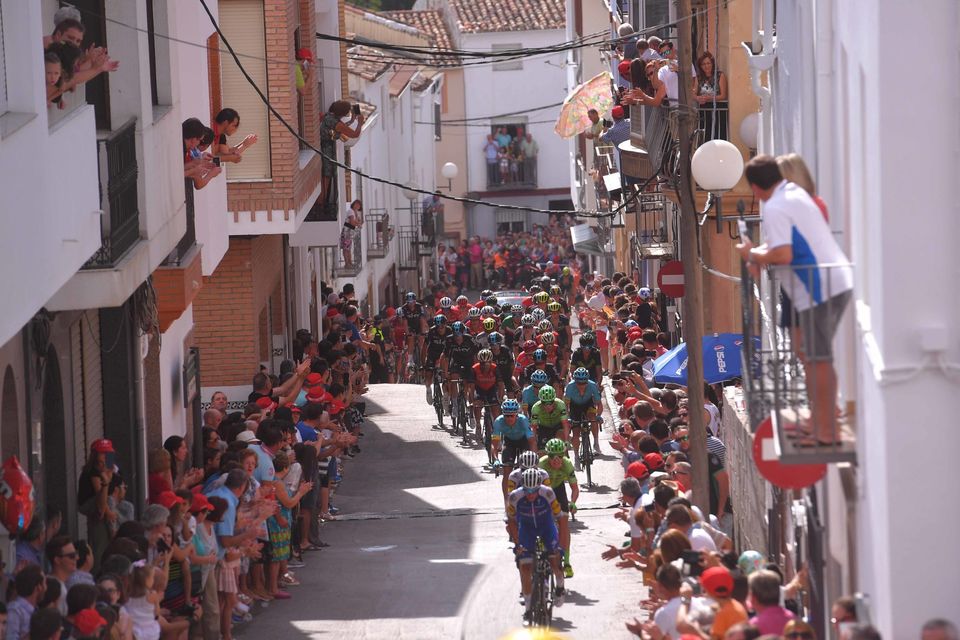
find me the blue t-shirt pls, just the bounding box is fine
[565,380,601,405]
[249,444,276,484]
[296,420,318,442]
[493,414,534,441]
[206,486,239,555]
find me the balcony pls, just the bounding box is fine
[154,181,202,332]
[366,209,393,258]
[484,156,537,190]
[333,226,363,278]
[740,259,857,464]
[397,227,419,271]
[629,192,676,259]
[84,119,141,269]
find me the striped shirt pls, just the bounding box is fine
[707,434,726,467]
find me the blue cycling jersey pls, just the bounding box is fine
[506,486,561,528]
[564,379,601,405]
[493,414,534,441]
[521,384,540,409]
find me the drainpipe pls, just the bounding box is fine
[134,333,150,512]
[741,0,776,154]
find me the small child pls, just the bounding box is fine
[124,565,162,640]
[45,52,64,109]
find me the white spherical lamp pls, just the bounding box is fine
[441,162,459,180]
[739,112,759,150]
[401,182,420,201]
[691,140,744,192]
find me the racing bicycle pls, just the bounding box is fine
[527,539,555,628]
[570,418,596,488]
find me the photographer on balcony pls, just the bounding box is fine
[320,101,365,213]
[736,155,853,448]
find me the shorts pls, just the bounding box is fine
[449,364,475,382]
[300,485,317,510]
[796,291,851,362]
[595,330,609,349]
[568,403,597,423]
[536,423,563,451]
[475,386,499,404]
[552,483,570,514]
[501,437,530,466]
[517,521,561,559]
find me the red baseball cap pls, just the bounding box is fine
[155,491,186,510]
[295,48,315,62]
[626,460,649,480]
[623,397,639,410]
[612,105,625,119]
[255,396,278,412]
[700,566,734,598]
[74,608,107,635]
[617,60,632,77]
[306,389,329,404]
[643,452,664,472]
[90,439,115,454]
[304,373,324,388]
[189,493,214,514]
[327,398,347,415]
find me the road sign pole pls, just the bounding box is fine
[675,0,710,517]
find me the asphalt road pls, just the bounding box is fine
[238,383,649,640]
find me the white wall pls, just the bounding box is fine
[0,1,101,348]
[158,306,193,441]
[461,30,569,193]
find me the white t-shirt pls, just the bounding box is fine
[688,526,718,552]
[761,181,853,310]
[654,595,710,639]
[640,49,661,63]
[628,499,645,539]
[587,293,606,312]
[658,63,679,102]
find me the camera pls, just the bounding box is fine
[157,538,171,554]
[602,118,613,128]
[212,156,221,167]
[352,104,361,116]
[680,549,704,577]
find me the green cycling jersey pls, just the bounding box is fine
[530,399,568,428]
[539,455,577,489]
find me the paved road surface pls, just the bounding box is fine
[239,383,648,640]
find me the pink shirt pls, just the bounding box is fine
[750,606,795,636]
[470,244,483,263]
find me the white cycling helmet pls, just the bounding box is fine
[531,308,546,322]
[468,307,481,318]
[518,450,539,470]
[439,296,452,309]
[521,314,535,327]
[521,468,542,489]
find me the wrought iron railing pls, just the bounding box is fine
[638,104,730,185]
[484,151,537,189]
[334,226,363,277]
[366,209,393,258]
[84,119,141,269]
[632,192,676,258]
[740,254,856,463]
[164,179,197,266]
[397,226,419,271]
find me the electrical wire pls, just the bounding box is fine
[197,0,628,219]
[321,29,613,58]
[437,102,565,123]
[414,119,557,127]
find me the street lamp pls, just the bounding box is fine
[739,113,759,153]
[401,182,420,201]
[439,162,459,191]
[691,139,745,232]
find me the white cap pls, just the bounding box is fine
[235,430,259,444]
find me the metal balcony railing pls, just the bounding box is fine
[334,226,363,277]
[397,227,419,271]
[366,209,393,258]
[632,192,676,259]
[741,256,856,464]
[164,179,197,266]
[84,119,141,269]
[484,153,537,189]
[640,104,730,185]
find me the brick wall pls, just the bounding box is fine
[226,0,323,218]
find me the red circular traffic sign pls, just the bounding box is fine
[657,260,686,297]
[752,418,826,489]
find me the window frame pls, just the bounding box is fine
[491,43,523,72]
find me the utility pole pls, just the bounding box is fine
[675,0,710,516]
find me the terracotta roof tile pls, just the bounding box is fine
[347,44,392,81]
[380,10,458,58]
[448,0,566,34]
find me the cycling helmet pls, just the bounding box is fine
[579,332,596,347]
[539,332,555,345]
[545,438,566,456]
[538,386,556,402]
[439,296,452,309]
[521,314,535,327]
[478,348,493,363]
[638,287,652,300]
[562,266,571,276]
[533,349,547,362]
[517,450,539,470]
[529,284,542,294]
[485,295,498,307]
[501,399,520,415]
[405,292,417,303]
[537,319,553,333]
[550,285,562,296]
[533,291,549,304]
[573,367,590,382]
[624,319,639,328]
[547,301,561,313]
[433,314,447,327]
[451,321,466,335]
[467,307,481,319]
[481,306,496,317]
[456,295,469,305]
[480,289,493,299]
[522,340,537,353]
[482,318,496,331]
[738,550,764,577]
[511,304,524,315]
[531,308,546,322]
[521,468,542,489]
[487,332,503,346]
[530,370,549,385]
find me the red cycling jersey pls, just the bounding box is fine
[473,363,499,390]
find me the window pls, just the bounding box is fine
[492,43,523,72]
[433,102,441,141]
[145,0,171,110]
[496,210,527,234]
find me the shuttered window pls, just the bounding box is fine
[0,4,7,114]
[219,0,271,181]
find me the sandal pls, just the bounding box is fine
[319,512,337,521]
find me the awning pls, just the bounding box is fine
[570,223,607,256]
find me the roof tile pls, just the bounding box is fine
[447,0,566,34]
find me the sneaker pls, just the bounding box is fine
[272,590,292,600]
[280,573,301,586]
[287,557,305,568]
[564,563,574,579]
[234,602,250,615]
[426,386,433,405]
[328,506,340,515]
[554,586,565,607]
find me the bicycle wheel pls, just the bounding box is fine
[450,391,459,435]
[483,408,493,463]
[529,561,543,626]
[581,429,592,487]
[433,378,444,428]
[458,391,469,445]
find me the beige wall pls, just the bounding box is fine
[435,68,468,241]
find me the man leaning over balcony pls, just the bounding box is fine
[736,155,854,447]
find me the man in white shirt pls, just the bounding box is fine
[656,41,679,103]
[665,504,718,552]
[737,155,853,447]
[629,563,709,639]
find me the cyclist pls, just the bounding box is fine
[547,301,572,374]
[492,399,537,497]
[471,349,503,441]
[549,285,570,315]
[388,309,408,377]
[514,340,538,382]
[436,296,460,323]
[521,369,549,415]
[523,349,561,390]
[475,289,494,308]
[537,328,560,368]
[423,314,452,405]
[531,290,550,313]
[540,438,579,578]
[506,469,566,620]
[570,332,603,385]
[558,266,575,305]
[465,306,484,335]
[488,333,518,399]
[564,367,603,470]
[401,292,428,367]
[474,317,497,350]
[440,321,477,416]
[514,314,537,353]
[480,305,500,329]
[506,450,548,493]
[483,295,501,315]
[454,295,472,319]
[530,386,569,453]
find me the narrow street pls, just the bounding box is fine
[240,383,647,639]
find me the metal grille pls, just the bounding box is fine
[366,209,392,258]
[84,119,141,268]
[397,227,418,271]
